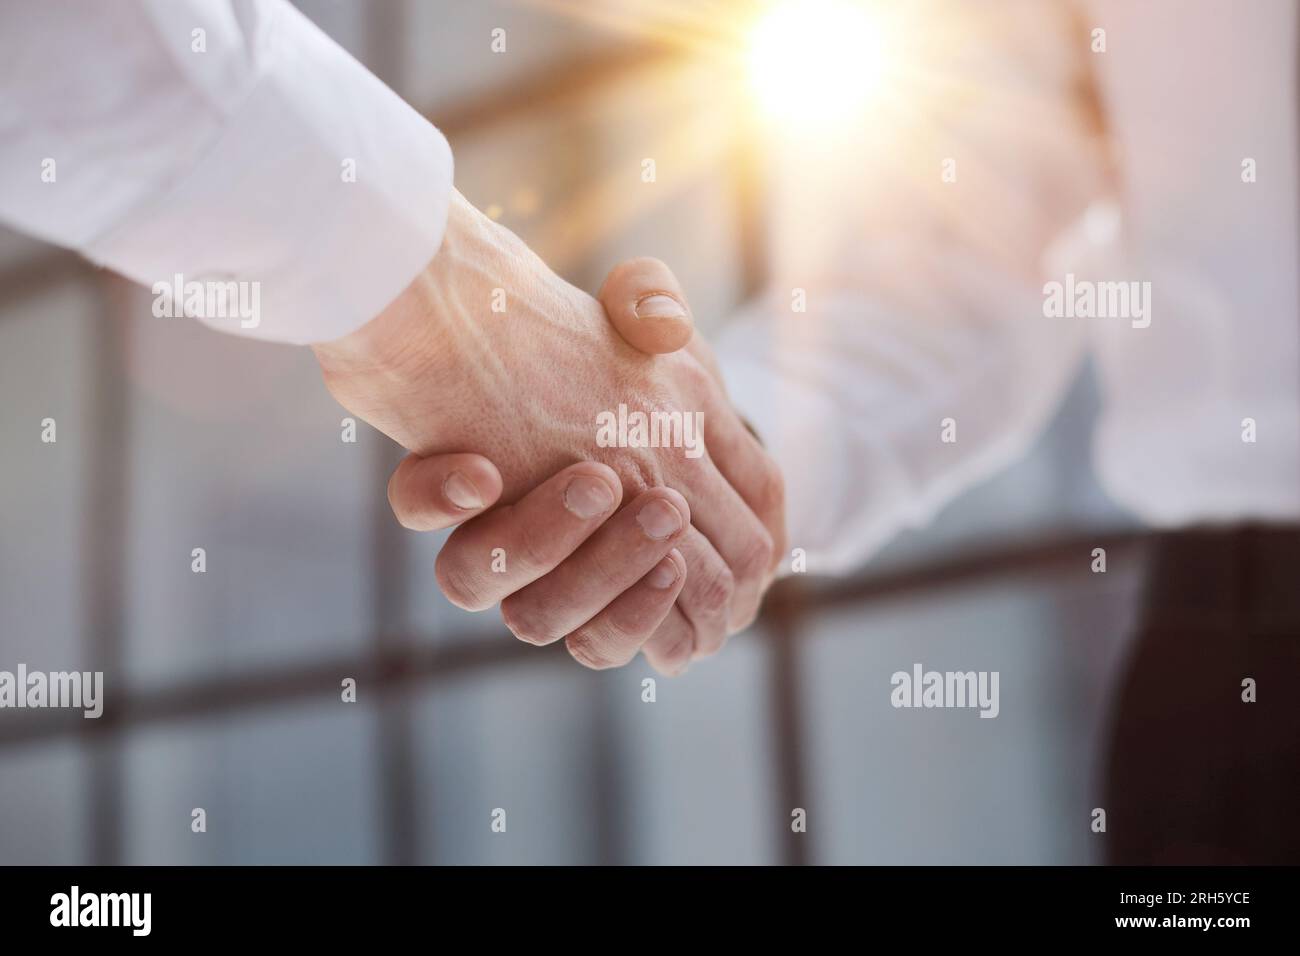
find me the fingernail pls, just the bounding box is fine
[646,555,680,589]
[634,293,686,320]
[443,471,483,511]
[563,475,615,519]
[636,498,683,539]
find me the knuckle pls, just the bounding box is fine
[605,450,660,496]
[514,519,554,574]
[758,460,786,514]
[691,561,735,619]
[738,527,775,582]
[627,451,665,490]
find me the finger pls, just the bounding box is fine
[564,549,686,669]
[640,531,742,672]
[641,606,697,676]
[501,488,690,645]
[434,462,621,612]
[597,256,694,355]
[682,461,774,634]
[388,453,504,532]
[672,527,734,659]
[678,335,784,573]
[696,397,787,582]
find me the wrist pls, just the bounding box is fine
[311,189,486,380]
[311,269,446,382]
[311,189,562,458]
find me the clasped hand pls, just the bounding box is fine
[313,191,785,675]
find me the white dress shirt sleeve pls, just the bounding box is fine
[0,0,452,345]
[719,2,1110,576]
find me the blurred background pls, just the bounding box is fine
[1,0,1149,864]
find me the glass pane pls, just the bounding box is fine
[121,701,381,864]
[0,741,88,864]
[0,283,98,669]
[413,658,604,864]
[800,559,1144,864]
[117,285,376,686]
[611,632,780,865]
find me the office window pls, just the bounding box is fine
[0,0,1148,866]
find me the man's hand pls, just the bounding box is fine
[311,192,782,639]
[381,254,787,674]
[388,453,691,669]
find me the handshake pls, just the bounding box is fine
[312,191,786,675]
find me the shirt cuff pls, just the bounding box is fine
[83,3,453,345]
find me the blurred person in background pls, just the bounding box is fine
[408,0,1300,864]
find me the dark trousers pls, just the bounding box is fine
[1105,526,1300,864]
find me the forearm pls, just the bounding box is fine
[309,187,618,468]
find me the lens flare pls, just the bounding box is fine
[747,0,888,127]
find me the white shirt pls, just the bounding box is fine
[0,0,452,344]
[719,0,1300,573]
[3,0,1297,577]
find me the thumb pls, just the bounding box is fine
[597,257,694,354]
[387,452,503,532]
